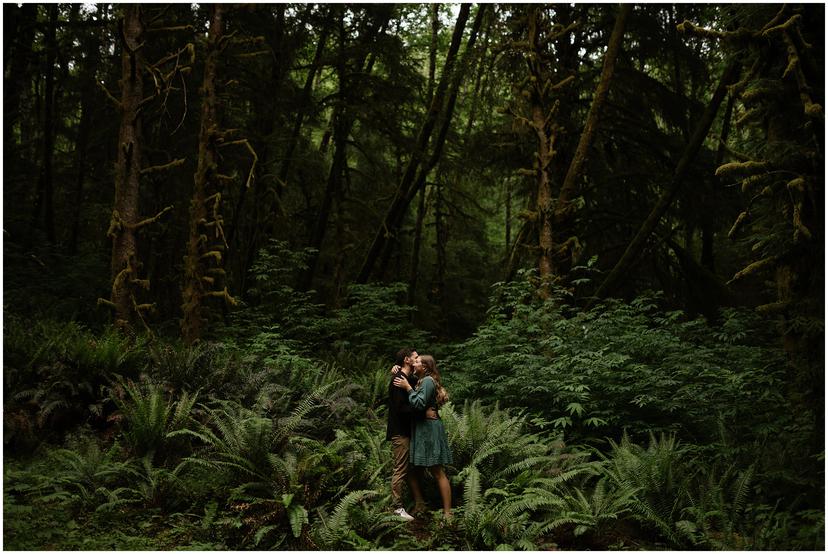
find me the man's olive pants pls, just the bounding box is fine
[390,435,410,508]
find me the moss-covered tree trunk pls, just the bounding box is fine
[107,4,147,332]
[551,3,631,276]
[522,6,559,288]
[182,4,231,344]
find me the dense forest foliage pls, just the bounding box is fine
[3,2,824,550]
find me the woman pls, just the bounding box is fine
[393,355,453,519]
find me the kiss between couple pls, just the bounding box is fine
[385,347,453,521]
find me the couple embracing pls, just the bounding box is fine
[385,348,453,521]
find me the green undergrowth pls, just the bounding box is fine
[3,275,823,550]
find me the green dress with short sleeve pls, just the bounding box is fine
[407,376,453,467]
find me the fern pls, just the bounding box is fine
[314,489,378,548]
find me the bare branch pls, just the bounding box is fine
[97,81,122,108]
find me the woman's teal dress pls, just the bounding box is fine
[407,376,453,467]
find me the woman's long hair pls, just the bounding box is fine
[419,355,449,407]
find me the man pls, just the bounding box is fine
[386,347,426,520]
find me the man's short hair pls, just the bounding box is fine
[395,347,415,367]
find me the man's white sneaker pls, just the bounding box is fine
[393,507,415,521]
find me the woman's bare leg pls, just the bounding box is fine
[407,466,426,512]
[429,466,452,518]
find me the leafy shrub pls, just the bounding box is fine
[444,274,805,466]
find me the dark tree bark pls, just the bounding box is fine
[505,178,512,260]
[592,60,740,301]
[182,4,233,344]
[31,4,58,244]
[106,5,148,332]
[464,6,493,141]
[70,6,105,254]
[407,3,440,306]
[356,3,475,283]
[548,3,631,280]
[519,6,560,288]
[302,9,386,290]
[431,176,448,315]
[702,88,735,271]
[277,13,331,198]
[231,5,287,295]
[3,4,38,151]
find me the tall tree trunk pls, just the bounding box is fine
[464,5,493,141]
[107,4,147,332]
[426,4,439,106]
[505,178,512,261]
[182,4,231,344]
[70,8,105,254]
[277,14,331,198]
[432,176,448,317]
[332,160,350,307]
[3,4,37,152]
[702,90,735,271]
[669,5,690,142]
[592,60,740,301]
[523,6,557,286]
[356,4,473,283]
[302,11,386,290]
[230,5,286,295]
[31,4,58,244]
[548,3,631,280]
[407,4,440,306]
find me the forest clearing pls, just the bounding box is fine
[3,3,824,550]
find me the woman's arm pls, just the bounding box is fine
[406,376,434,411]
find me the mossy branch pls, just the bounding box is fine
[107,210,123,239]
[727,256,776,285]
[150,43,196,70]
[200,250,223,264]
[550,75,575,91]
[131,205,173,230]
[218,139,258,188]
[235,50,270,59]
[676,20,757,42]
[792,201,812,241]
[756,301,790,315]
[761,14,801,38]
[715,160,769,179]
[728,58,761,97]
[204,287,237,306]
[782,31,823,118]
[141,158,186,175]
[130,293,154,337]
[727,211,749,239]
[146,25,195,34]
[740,174,768,194]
